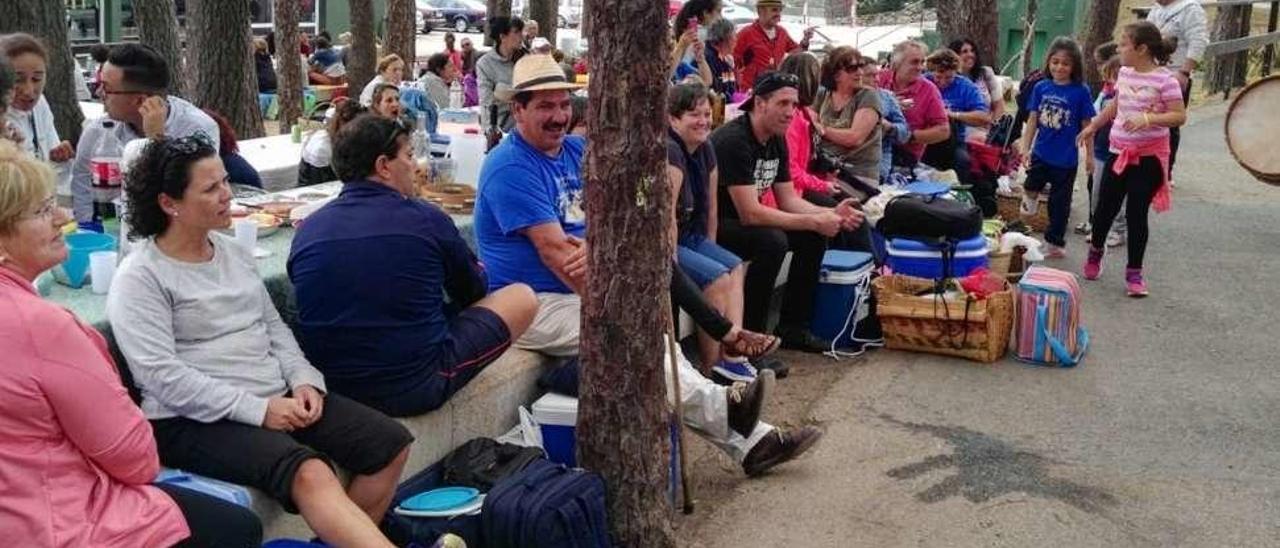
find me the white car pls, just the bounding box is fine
[721,1,755,26]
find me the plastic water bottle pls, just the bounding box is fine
[449,80,463,110]
[411,113,431,160]
[89,121,123,221]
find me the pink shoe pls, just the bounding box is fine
[1083,247,1104,280]
[1045,245,1066,259]
[1125,268,1149,297]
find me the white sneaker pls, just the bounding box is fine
[1020,194,1039,216]
[1106,232,1126,247]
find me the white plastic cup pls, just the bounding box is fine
[233,218,257,251]
[89,251,118,295]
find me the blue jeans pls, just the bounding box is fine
[677,236,742,288]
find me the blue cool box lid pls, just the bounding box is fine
[903,181,951,196]
[821,250,874,272]
[889,235,987,253]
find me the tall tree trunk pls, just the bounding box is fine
[484,0,514,46]
[0,0,85,146]
[348,0,378,97]
[1082,0,1121,92]
[577,0,676,545]
[274,0,304,134]
[528,0,558,45]
[936,0,999,64]
[187,0,264,139]
[825,0,854,26]
[384,0,416,77]
[1019,0,1038,79]
[132,0,188,97]
[1209,5,1253,95]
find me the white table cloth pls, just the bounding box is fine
[238,133,305,192]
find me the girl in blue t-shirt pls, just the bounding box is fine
[1017,37,1096,257]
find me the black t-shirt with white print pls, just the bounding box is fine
[709,113,791,221]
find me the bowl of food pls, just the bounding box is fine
[228,211,283,238]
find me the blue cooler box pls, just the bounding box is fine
[811,250,876,348]
[887,235,989,279]
[532,393,580,467]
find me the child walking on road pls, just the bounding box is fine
[1078,48,1128,247]
[1077,22,1187,297]
[1018,37,1095,258]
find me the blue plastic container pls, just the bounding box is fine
[54,232,117,288]
[532,393,679,494]
[903,181,951,197]
[887,235,989,279]
[811,251,876,348]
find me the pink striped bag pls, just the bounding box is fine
[1014,265,1089,366]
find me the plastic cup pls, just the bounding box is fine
[89,251,118,295]
[233,218,257,251]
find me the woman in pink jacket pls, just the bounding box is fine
[761,52,835,209]
[0,142,261,547]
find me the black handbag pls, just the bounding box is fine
[877,193,982,241]
[803,105,882,201]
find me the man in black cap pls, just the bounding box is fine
[711,71,864,353]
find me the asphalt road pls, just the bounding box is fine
[686,101,1280,547]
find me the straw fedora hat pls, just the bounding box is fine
[495,54,580,102]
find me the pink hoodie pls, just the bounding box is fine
[0,267,189,547]
[762,106,833,208]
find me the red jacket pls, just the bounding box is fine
[733,22,798,92]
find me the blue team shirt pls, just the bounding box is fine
[928,74,988,142]
[475,132,587,294]
[1027,79,1096,168]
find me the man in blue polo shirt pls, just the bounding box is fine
[475,54,821,476]
[922,48,989,183]
[288,114,538,418]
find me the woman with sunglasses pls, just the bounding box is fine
[815,46,884,188]
[107,136,412,547]
[0,141,263,547]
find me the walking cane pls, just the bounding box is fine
[666,306,695,514]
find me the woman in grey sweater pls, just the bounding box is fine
[108,136,411,548]
[476,15,527,130]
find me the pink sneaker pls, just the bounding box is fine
[1083,247,1104,280]
[1045,245,1067,259]
[1125,268,1149,297]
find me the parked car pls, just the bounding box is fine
[721,1,756,26]
[417,0,487,33]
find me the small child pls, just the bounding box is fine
[1018,37,1096,258]
[1077,51,1127,248]
[1077,22,1186,297]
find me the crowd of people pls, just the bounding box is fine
[0,0,1205,544]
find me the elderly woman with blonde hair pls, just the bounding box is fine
[0,142,263,546]
[359,53,406,106]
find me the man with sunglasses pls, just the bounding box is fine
[711,71,863,353]
[70,44,218,223]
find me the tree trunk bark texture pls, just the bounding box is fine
[936,0,1000,66]
[186,0,264,139]
[528,0,559,45]
[484,0,514,46]
[825,0,854,26]
[384,0,417,76]
[577,0,677,544]
[348,0,379,98]
[274,0,304,134]
[0,0,85,146]
[1020,0,1038,78]
[132,0,188,97]
[1082,0,1121,92]
[1209,5,1253,94]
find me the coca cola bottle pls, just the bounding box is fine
[89,122,123,222]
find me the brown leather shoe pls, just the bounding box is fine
[726,369,774,438]
[742,426,823,477]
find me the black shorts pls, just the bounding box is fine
[151,392,413,513]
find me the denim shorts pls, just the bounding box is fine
[677,236,743,288]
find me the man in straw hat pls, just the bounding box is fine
[475,55,822,476]
[734,0,815,91]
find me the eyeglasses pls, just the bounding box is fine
[100,87,149,97]
[165,134,213,155]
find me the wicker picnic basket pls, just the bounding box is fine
[871,274,1014,363]
[996,188,1049,233]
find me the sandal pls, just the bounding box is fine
[723,329,781,359]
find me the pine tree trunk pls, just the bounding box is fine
[528,0,558,45]
[186,0,264,139]
[936,0,1000,65]
[274,0,304,134]
[484,0,514,47]
[576,0,676,544]
[0,0,85,146]
[1020,0,1038,78]
[825,0,854,26]
[348,0,378,97]
[1082,0,1121,92]
[1209,5,1253,94]
[132,0,188,97]
[384,0,416,76]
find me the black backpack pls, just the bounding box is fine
[877,193,983,242]
[442,438,547,492]
[482,458,611,548]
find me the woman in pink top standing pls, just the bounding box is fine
[1077,22,1186,297]
[0,142,261,547]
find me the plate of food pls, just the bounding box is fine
[228,211,283,238]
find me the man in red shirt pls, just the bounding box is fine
[733,0,814,91]
[875,40,950,161]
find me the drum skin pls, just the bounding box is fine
[1225,75,1280,185]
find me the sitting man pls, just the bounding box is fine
[72,43,218,224]
[711,71,865,353]
[475,55,820,476]
[289,114,539,417]
[309,35,348,85]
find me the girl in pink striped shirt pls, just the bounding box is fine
[1077,22,1186,297]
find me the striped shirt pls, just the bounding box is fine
[1109,66,1182,152]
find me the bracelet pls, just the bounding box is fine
[1143,113,1151,128]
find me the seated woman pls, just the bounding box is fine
[666,82,779,381]
[203,108,262,188]
[253,38,277,116]
[859,57,912,183]
[107,136,411,547]
[0,142,261,547]
[816,46,883,193]
[359,54,405,107]
[299,99,365,187]
[370,83,407,123]
[949,39,1005,133]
